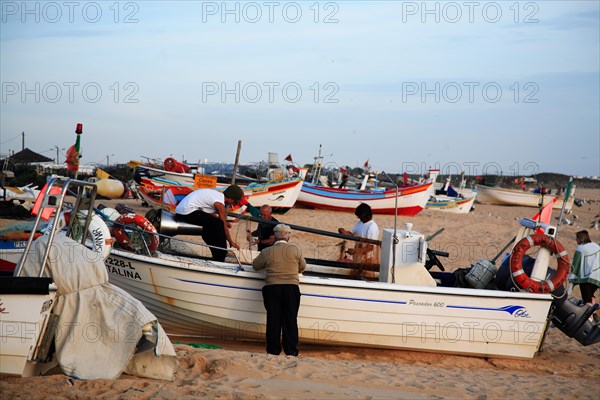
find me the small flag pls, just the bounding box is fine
[563,177,573,202]
[363,159,369,168]
[284,154,293,162]
[65,144,79,172]
[532,197,558,225]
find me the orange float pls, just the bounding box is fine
[113,213,159,253]
[509,234,570,293]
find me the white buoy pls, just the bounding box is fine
[96,179,125,199]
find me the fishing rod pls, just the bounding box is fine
[227,212,382,246]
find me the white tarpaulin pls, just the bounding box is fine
[20,235,177,380]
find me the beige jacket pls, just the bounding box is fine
[252,241,306,285]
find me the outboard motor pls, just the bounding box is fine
[158,209,203,237]
[496,255,600,346]
[551,299,600,346]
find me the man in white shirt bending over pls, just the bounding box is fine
[175,185,243,261]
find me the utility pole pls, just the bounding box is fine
[21,132,24,150]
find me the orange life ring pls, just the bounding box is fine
[113,213,159,253]
[509,233,570,293]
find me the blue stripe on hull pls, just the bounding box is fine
[176,277,527,313]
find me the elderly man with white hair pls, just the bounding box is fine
[252,223,306,356]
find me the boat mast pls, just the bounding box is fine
[458,171,465,196]
[231,140,242,185]
[311,144,323,185]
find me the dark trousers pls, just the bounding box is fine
[262,284,301,356]
[580,283,599,304]
[175,210,227,261]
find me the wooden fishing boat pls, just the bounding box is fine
[426,169,476,214]
[296,181,433,215]
[426,195,476,213]
[136,183,193,212]
[476,185,574,211]
[134,163,261,187]
[136,177,303,213]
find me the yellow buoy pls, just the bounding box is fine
[96,179,125,199]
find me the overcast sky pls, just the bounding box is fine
[1,1,598,177]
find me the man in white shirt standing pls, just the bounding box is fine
[338,203,380,265]
[175,185,243,261]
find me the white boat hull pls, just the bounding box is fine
[476,185,574,211]
[426,196,476,214]
[242,180,303,210]
[0,186,40,203]
[297,182,433,216]
[103,250,552,359]
[0,286,57,376]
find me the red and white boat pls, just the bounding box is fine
[296,181,433,215]
[136,178,303,214]
[136,183,194,213]
[133,159,262,187]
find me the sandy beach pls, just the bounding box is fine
[1,189,599,399]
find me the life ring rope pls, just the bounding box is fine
[509,233,570,294]
[113,213,159,253]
